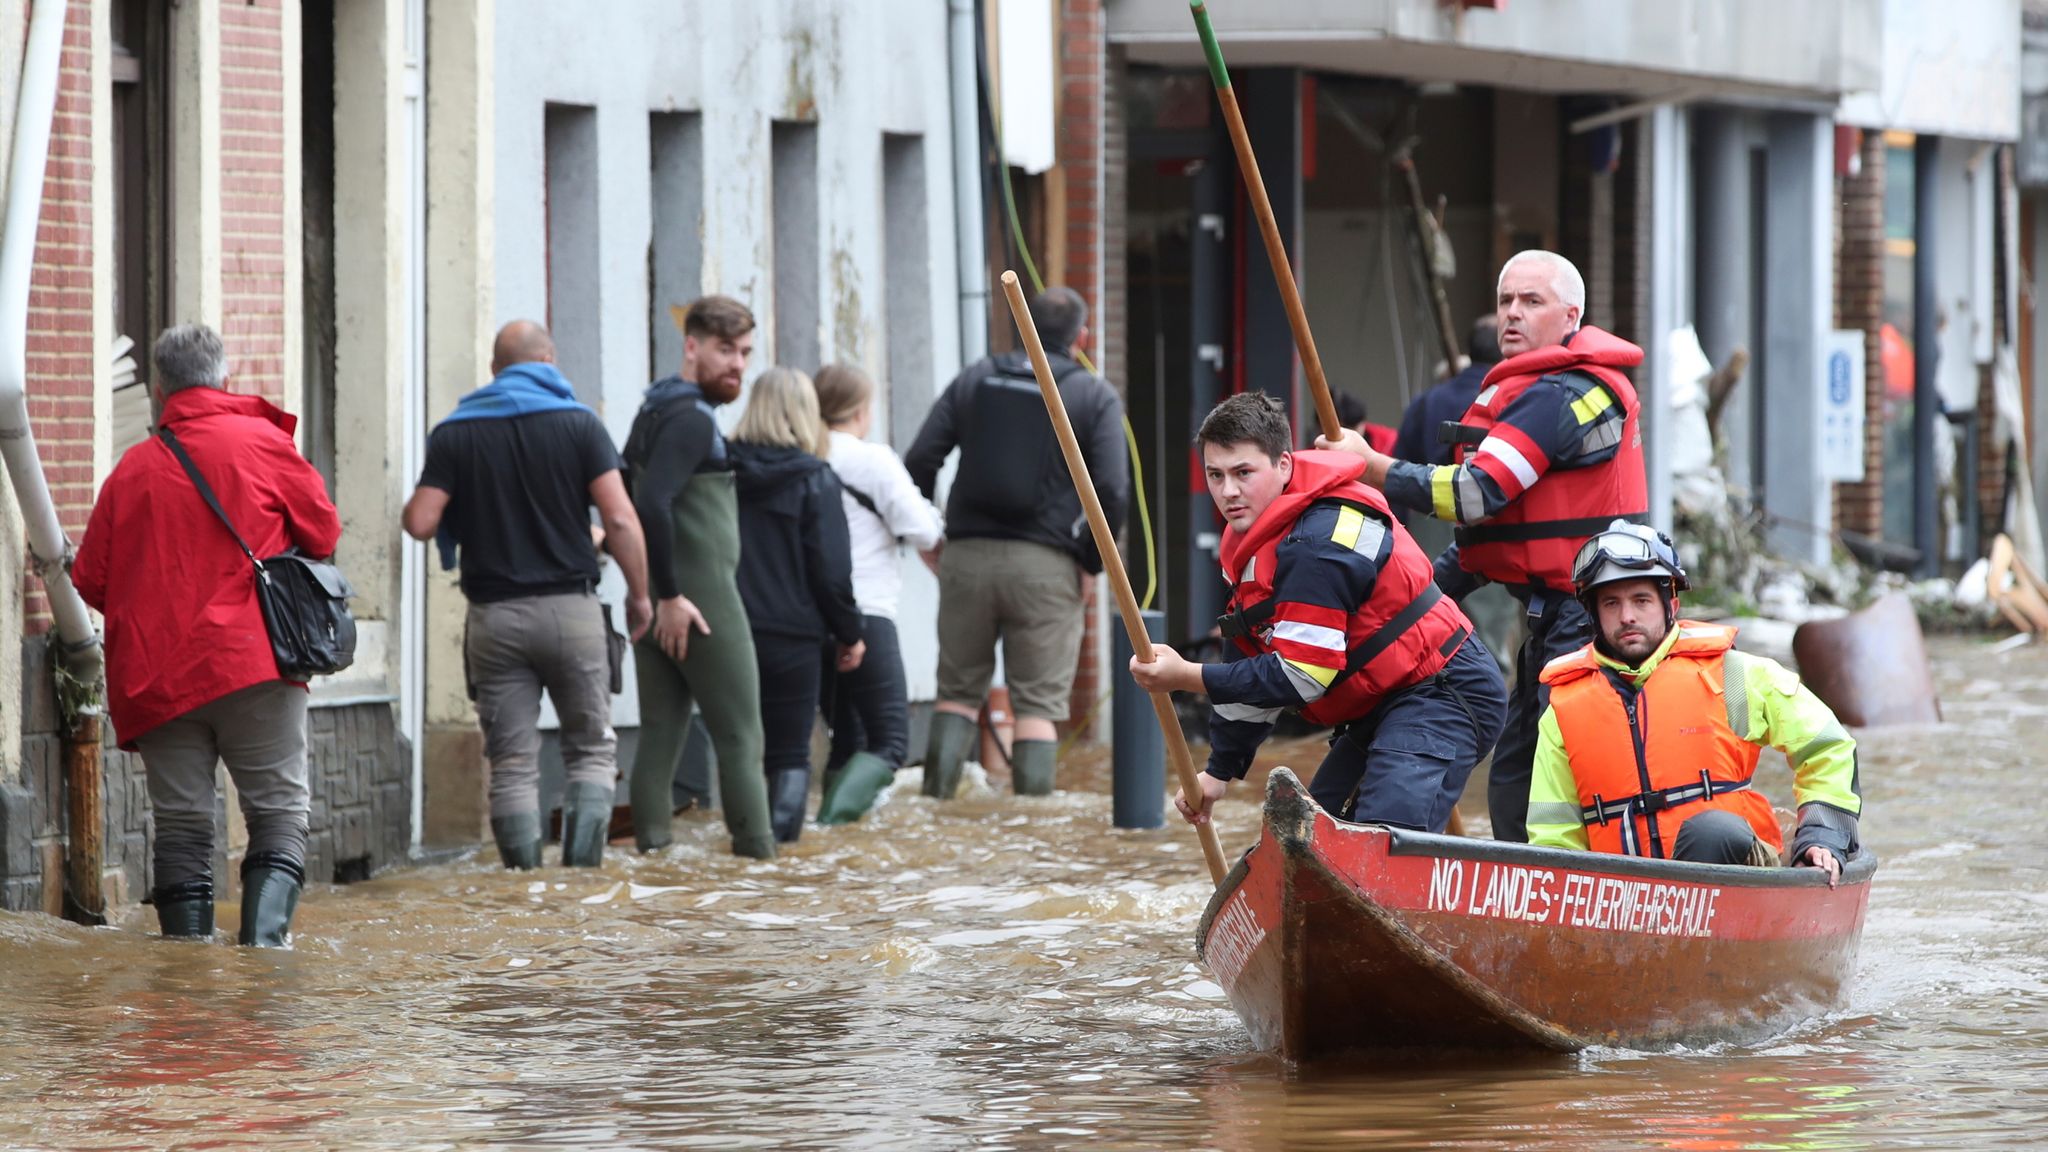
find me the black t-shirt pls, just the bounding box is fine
[417,408,622,603]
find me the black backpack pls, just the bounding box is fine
[159,428,357,680]
[950,359,1090,523]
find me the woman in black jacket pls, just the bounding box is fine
[729,367,864,842]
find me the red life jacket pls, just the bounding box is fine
[1450,325,1648,589]
[1539,622,1784,859]
[1217,451,1473,727]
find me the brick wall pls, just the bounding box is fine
[1059,0,1108,739]
[1613,119,1648,351]
[0,632,411,913]
[220,0,287,406]
[1556,125,1616,335]
[22,2,98,633]
[0,5,414,916]
[304,703,409,884]
[0,642,161,914]
[1976,149,2013,545]
[1833,131,1886,538]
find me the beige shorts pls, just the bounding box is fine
[935,537,1084,721]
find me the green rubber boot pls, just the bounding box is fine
[1011,738,1058,796]
[921,711,977,800]
[152,878,215,940]
[558,781,614,867]
[237,853,304,948]
[731,831,778,860]
[817,752,896,825]
[491,811,543,871]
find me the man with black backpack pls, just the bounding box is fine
[75,324,342,946]
[905,287,1128,797]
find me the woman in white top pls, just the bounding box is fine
[812,364,944,816]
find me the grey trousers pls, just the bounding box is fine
[135,679,311,891]
[467,591,616,818]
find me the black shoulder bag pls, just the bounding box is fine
[159,428,357,680]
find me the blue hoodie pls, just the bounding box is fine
[432,361,595,569]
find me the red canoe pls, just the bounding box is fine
[1196,768,1876,1057]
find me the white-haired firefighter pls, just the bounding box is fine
[1320,250,1650,844]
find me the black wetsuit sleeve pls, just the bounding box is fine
[807,472,865,646]
[634,406,715,601]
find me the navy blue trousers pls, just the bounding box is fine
[1486,590,1594,842]
[823,615,910,774]
[1310,636,1508,833]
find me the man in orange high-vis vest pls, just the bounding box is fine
[1526,522,1863,885]
[1318,251,1648,845]
[1128,393,1505,832]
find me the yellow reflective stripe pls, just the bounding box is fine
[1283,656,1340,688]
[1570,386,1615,425]
[1722,650,1754,740]
[1525,802,1584,827]
[1430,465,1458,520]
[1331,505,1364,551]
[1527,709,1590,850]
[1789,724,1851,770]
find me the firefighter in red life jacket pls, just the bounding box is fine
[1128,393,1507,831]
[1526,522,1863,886]
[1318,250,1649,845]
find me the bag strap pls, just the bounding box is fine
[158,427,262,573]
[842,480,884,521]
[840,479,907,547]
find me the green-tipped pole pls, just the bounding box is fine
[1187,1,1343,444]
[1191,1,1232,91]
[1187,2,1468,838]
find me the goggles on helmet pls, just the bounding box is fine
[1571,521,1690,595]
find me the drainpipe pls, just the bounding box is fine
[1913,136,1940,578]
[949,0,988,362]
[0,0,107,924]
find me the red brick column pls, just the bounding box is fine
[23,2,99,634]
[1833,131,1886,539]
[1059,0,1112,741]
[220,0,287,407]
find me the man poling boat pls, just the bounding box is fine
[1127,394,1506,836]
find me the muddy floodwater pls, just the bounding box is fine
[2,635,2045,1149]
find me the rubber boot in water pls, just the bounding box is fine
[1010,739,1058,796]
[921,710,977,799]
[238,852,304,948]
[731,831,778,860]
[491,811,543,870]
[558,781,614,867]
[768,769,811,843]
[152,878,215,940]
[817,751,895,825]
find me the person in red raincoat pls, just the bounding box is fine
[73,324,340,947]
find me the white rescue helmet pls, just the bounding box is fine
[1571,519,1690,615]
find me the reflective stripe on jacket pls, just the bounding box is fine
[1528,621,1864,858]
[1217,451,1471,726]
[1450,326,1648,588]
